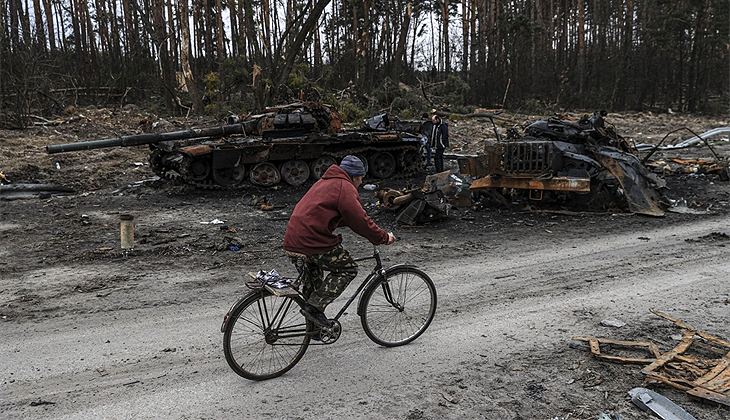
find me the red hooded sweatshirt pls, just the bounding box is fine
[283,165,388,255]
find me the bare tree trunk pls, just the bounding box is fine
[167,0,177,65]
[393,2,411,82]
[42,0,55,51]
[151,0,173,110]
[273,0,331,88]
[313,1,323,79]
[461,0,468,74]
[215,0,225,60]
[179,0,202,113]
[442,0,450,72]
[32,0,45,48]
[577,0,584,95]
[203,0,213,66]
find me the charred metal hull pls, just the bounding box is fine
[46,103,425,189]
[460,113,667,216]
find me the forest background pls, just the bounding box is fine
[1,0,728,127]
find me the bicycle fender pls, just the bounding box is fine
[356,264,423,316]
[385,264,419,273]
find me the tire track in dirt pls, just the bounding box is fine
[2,216,729,419]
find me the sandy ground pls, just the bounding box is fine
[1,108,729,419]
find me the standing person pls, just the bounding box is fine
[419,113,434,166]
[283,155,397,327]
[431,115,449,172]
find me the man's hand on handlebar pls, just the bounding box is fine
[385,232,397,245]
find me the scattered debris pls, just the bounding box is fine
[29,400,56,406]
[441,391,458,404]
[685,232,729,243]
[628,387,697,420]
[573,309,730,407]
[597,412,623,420]
[636,126,730,152]
[423,170,473,208]
[200,219,225,225]
[600,318,626,328]
[0,184,75,200]
[374,187,450,225]
[667,198,712,215]
[111,177,161,194]
[373,170,469,225]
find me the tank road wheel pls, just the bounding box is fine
[354,154,369,175]
[280,160,310,187]
[249,163,281,187]
[369,152,396,179]
[212,165,246,188]
[188,157,211,182]
[310,156,337,180]
[400,149,422,173]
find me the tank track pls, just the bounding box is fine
[325,144,423,180]
[153,144,422,190]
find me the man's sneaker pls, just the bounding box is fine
[300,303,330,328]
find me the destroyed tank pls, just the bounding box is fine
[46,103,425,188]
[459,111,668,216]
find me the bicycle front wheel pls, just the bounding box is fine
[360,267,437,347]
[223,291,311,380]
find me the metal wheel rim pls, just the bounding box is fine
[249,163,281,187]
[189,158,211,181]
[212,165,246,187]
[280,160,310,186]
[310,156,337,180]
[369,152,396,178]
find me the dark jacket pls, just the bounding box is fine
[420,120,434,138]
[430,122,449,149]
[283,165,389,255]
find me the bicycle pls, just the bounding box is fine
[220,246,437,380]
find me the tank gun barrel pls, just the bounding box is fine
[46,123,248,154]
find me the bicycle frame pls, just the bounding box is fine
[329,247,387,321]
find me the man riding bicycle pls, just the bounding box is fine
[283,155,396,327]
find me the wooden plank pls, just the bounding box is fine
[264,284,299,297]
[700,355,730,389]
[589,339,600,355]
[651,308,730,348]
[642,332,694,373]
[687,387,730,407]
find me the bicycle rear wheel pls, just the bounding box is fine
[360,267,437,347]
[223,291,311,380]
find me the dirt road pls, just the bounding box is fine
[2,109,729,419]
[2,194,729,419]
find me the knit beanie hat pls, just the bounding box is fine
[339,155,366,177]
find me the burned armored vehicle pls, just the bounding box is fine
[46,103,425,188]
[459,112,667,216]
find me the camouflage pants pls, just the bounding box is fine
[291,244,358,312]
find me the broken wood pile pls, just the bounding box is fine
[573,309,730,407]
